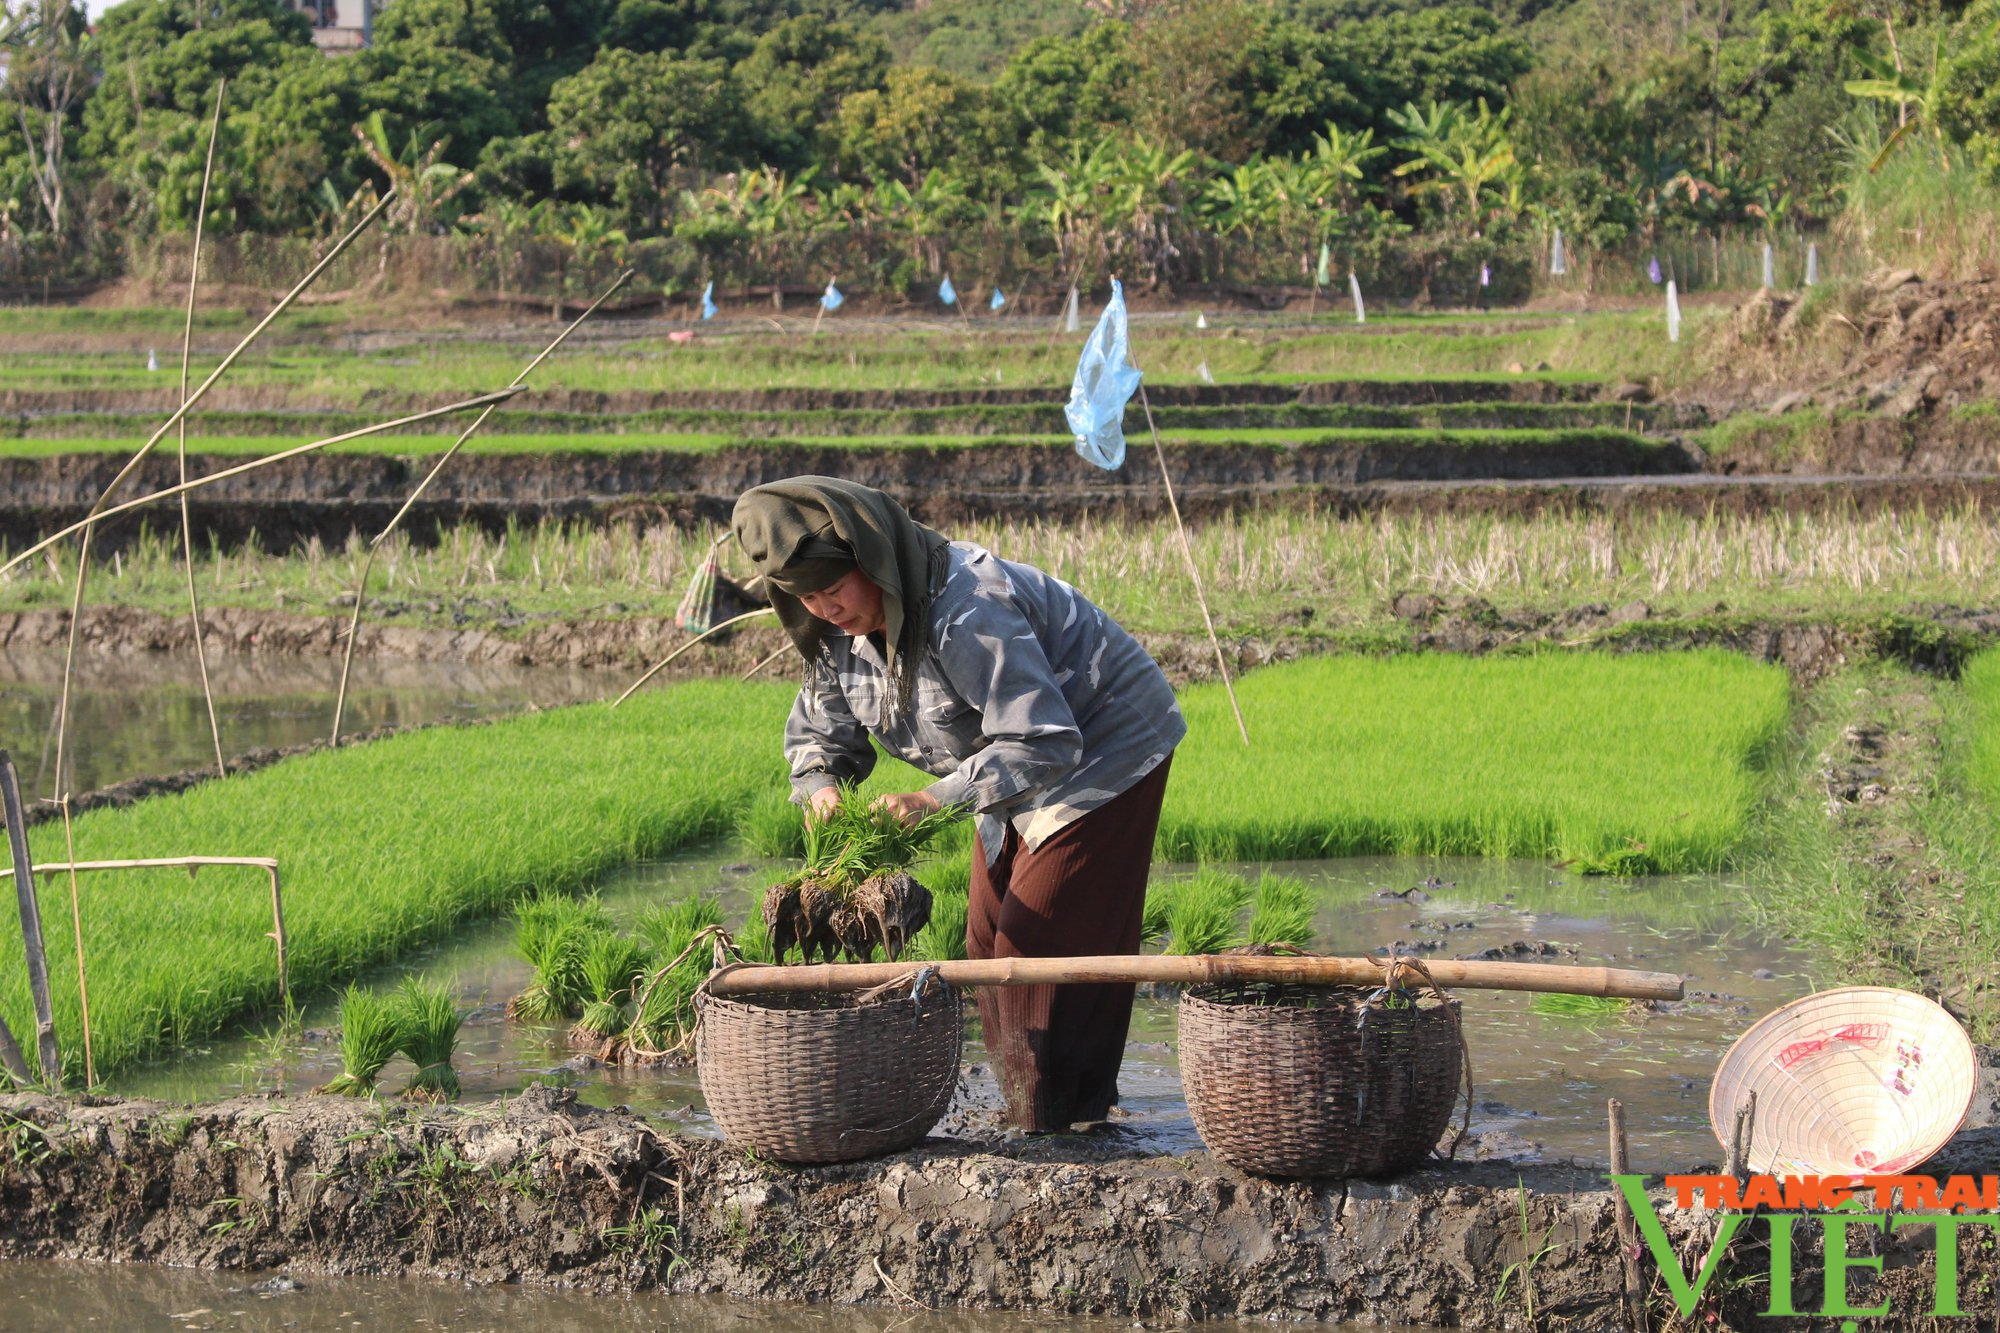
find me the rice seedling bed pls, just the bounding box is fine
[1,652,1788,1086]
[0,426,1664,459]
[0,309,1686,399]
[7,400,1682,441]
[1160,651,1790,872]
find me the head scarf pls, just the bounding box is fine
[731,477,951,717]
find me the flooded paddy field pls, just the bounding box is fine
[118,845,1807,1176]
[0,647,616,796]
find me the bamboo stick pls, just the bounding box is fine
[612,606,779,707]
[1609,1097,1644,1330]
[0,751,59,1087]
[331,270,635,744]
[53,796,92,1086]
[0,387,526,578]
[179,79,229,782]
[1136,381,1249,745]
[706,954,1685,1001]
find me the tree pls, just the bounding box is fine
[1937,0,2000,180]
[833,65,983,189]
[546,49,736,231]
[732,15,889,172]
[1846,39,1953,170]
[2,0,89,240]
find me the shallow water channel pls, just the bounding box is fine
[117,844,1807,1175]
[0,647,614,795]
[5,1259,1415,1333]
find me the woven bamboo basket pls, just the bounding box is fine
[696,974,961,1164]
[1179,982,1464,1178]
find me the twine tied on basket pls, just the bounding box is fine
[1367,952,1476,1160]
[628,924,746,1061]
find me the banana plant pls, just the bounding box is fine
[1844,40,1952,172]
[351,110,474,234]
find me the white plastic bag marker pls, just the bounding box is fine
[1348,272,1366,324]
[1805,244,1819,287]
[1666,279,1681,344]
[1064,285,1080,333]
[1761,242,1774,290]
[1064,278,1143,471]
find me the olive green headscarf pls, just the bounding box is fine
[731,477,951,718]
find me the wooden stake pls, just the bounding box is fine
[0,388,527,579]
[179,79,228,782]
[1609,1098,1643,1329]
[331,271,635,744]
[1136,382,1249,745]
[1725,1090,1759,1183]
[0,751,60,1087]
[0,1015,28,1086]
[706,954,1684,1000]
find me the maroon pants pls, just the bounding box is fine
[966,756,1173,1131]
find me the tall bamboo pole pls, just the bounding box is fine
[0,752,59,1087]
[178,79,229,781]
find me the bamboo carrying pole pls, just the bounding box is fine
[706,954,1684,1001]
[612,606,780,707]
[0,752,59,1087]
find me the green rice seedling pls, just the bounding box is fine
[765,787,960,962]
[1160,868,1254,956]
[1140,880,1179,948]
[904,888,970,963]
[1529,993,1635,1020]
[394,977,463,1101]
[318,984,405,1097]
[511,896,613,1022]
[633,893,725,965]
[735,789,806,860]
[1246,872,1317,951]
[573,933,651,1044]
[625,951,706,1057]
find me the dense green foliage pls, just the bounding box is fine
[6,0,1996,289]
[0,653,1789,1083]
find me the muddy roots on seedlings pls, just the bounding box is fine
[762,790,958,963]
[318,984,404,1097]
[394,977,463,1101]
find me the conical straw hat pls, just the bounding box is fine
[1710,987,1976,1178]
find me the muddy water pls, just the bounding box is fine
[4,1260,1405,1333]
[116,846,1805,1175]
[0,648,613,795]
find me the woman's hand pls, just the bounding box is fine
[871,790,941,827]
[805,786,843,824]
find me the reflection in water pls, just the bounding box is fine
[116,848,1808,1175]
[2,1259,1374,1333]
[0,647,617,797]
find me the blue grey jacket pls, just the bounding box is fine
[785,542,1185,862]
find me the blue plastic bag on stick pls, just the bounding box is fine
[1064,279,1143,471]
[938,275,958,306]
[989,287,1006,310]
[821,282,844,312]
[700,281,717,320]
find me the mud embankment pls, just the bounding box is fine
[0,378,1604,418]
[0,436,1700,553]
[1,1088,1990,1327]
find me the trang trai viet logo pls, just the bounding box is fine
[1612,1173,2000,1323]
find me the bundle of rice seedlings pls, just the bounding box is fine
[1246,872,1317,951]
[1530,993,1635,1020]
[1160,868,1253,956]
[318,984,405,1097]
[510,895,613,1023]
[571,933,651,1046]
[763,789,957,963]
[626,950,706,1058]
[394,976,463,1101]
[633,892,724,965]
[1140,879,1179,947]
